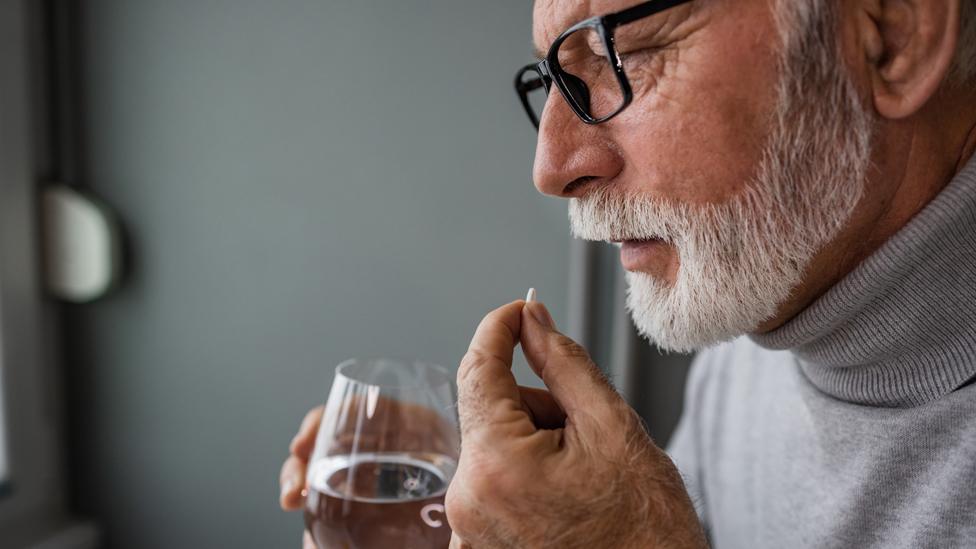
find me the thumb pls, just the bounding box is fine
[520,294,624,423]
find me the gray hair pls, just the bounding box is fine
[571,0,873,352]
[777,1,976,84]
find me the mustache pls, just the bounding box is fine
[567,186,702,244]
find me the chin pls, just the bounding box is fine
[623,270,775,354]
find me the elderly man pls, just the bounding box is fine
[281,0,976,546]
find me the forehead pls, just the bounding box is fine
[532,0,688,55]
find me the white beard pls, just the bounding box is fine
[568,4,874,353]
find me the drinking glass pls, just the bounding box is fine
[304,358,460,549]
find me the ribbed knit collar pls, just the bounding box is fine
[749,156,976,407]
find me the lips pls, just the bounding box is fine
[619,238,669,272]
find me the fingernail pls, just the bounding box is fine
[282,478,296,497]
[526,287,537,302]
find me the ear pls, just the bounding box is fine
[859,0,962,119]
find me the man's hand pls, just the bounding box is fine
[445,298,706,549]
[279,405,322,549]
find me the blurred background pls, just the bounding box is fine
[0,0,691,547]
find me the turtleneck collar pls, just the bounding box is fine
[749,156,976,407]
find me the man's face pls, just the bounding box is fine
[532,0,874,351]
[533,0,780,246]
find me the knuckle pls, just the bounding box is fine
[445,482,480,536]
[458,350,489,377]
[280,455,300,483]
[457,350,494,391]
[288,435,304,456]
[452,456,505,506]
[300,406,323,432]
[303,405,323,425]
[278,457,293,483]
[291,406,325,454]
[550,333,592,362]
[466,464,501,504]
[473,453,531,506]
[605,405,648,448]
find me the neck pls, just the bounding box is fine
[750,153,976,406]
[755,91,976,334]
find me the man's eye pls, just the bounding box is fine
[586,36,608,57]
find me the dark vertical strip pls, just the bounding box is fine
[47,0,83,185]
[45,0,93,524]
[610,259,638,400]
[567,238,600,349]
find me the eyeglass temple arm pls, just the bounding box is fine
[605,0,694,27]
[516,78,546,94]
[515,62,550,93]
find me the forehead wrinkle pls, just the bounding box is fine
[613,3,697,49]
[531,0,696,58]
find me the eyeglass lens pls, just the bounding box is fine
[554,27,625,121]
[519,27,627,127]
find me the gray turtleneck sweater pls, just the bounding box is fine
[667,157,976,548]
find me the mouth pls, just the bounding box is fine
[619,238,670,272]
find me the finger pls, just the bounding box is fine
[467,300,523,368]
[289,406,324,459]
[520,298,624,424]
[303,531,316,549]
[518,386,566,429]
[457,300,532,438]
[279,454,308,510]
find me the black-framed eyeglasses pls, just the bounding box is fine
[514,0,693,130]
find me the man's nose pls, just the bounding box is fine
[532,94,623,199]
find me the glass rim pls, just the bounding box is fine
[334,357,453,390]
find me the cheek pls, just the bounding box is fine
[609,14,782,205]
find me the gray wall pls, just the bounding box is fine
[64,1,569,547]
